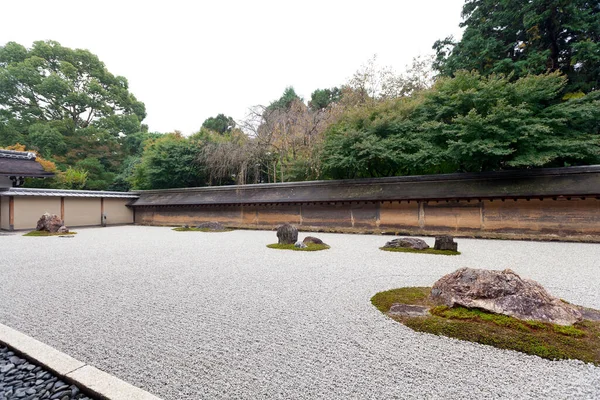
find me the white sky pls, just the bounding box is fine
[1,0,465,135]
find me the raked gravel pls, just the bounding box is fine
[1,226,599,399]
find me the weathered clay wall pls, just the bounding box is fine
[134,197,600,241]
[13,197,61,230]
[103,198,134,225]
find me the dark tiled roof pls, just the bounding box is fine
[130,165,600,207]
[0,187,139,198]
[0,150,55,178]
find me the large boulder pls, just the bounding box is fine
[383,237,429,250]
[430,267,582,325]
[434,235,458,252]
[277,223,298,245]
[36,213,64,233]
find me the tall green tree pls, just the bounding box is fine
[321,72,600,178]
[0,40,146,133]
[434,0,600,93]
[267,87,302,111]
[131,133,207,189]
[309,88,342,110]
[201,114,236,134]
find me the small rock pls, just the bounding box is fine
[9,356,25,365]
[434,235,458,251]
[57,225,69,234]
[26,388,36,395]
[388,304,430,317]
[0,363,14,373]
[182,224,189,229]
[294,242,307,248]
[50,389,70,399]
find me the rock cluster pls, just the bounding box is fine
[383,237,429,250]
[430,267,583,326]
[36,213,68,233]
[196,222,225,231]
[0,345,92,399]
[277,223,298,244]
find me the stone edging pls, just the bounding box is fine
[0,323,161,400]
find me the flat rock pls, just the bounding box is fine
[195,221,225,231]
[383,237,429,250]
[578,306,600,321]
[388,304,429,317]
[303,236,324,245]
[430,267,583,326]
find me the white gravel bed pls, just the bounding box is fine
[1,226,599,399]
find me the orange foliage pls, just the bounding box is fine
[2,143,58,173]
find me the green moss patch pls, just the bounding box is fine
[379,247,460,255]
[23,231,77,237]
[371,287,600,364]
[267,243,330,251]
[172,227,231,232]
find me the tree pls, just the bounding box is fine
[267,87,302,111]
[0,40,146,133]
[321,71,600,178]
[201,114,236,134]
[309,88,342,110]
[74,157,115,190]
[434,0,600,93]
[58,167,88,189]
[131,133,207,189]
[27,123,67,158]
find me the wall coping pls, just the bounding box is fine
[0,187,139,199]
[130,165,600,207]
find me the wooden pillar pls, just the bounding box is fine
[8,196,14,231]
[100,197,105,226]
[60,197,65,222]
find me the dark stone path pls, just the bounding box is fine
[0,345,94,400]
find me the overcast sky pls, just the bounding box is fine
[1,0,465,135]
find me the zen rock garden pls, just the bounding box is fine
[1,225,599,399]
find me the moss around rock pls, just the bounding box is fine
[371,287,600,364]
[379,247,460,255]
[23,230,77,237]
[267,243,330,252]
